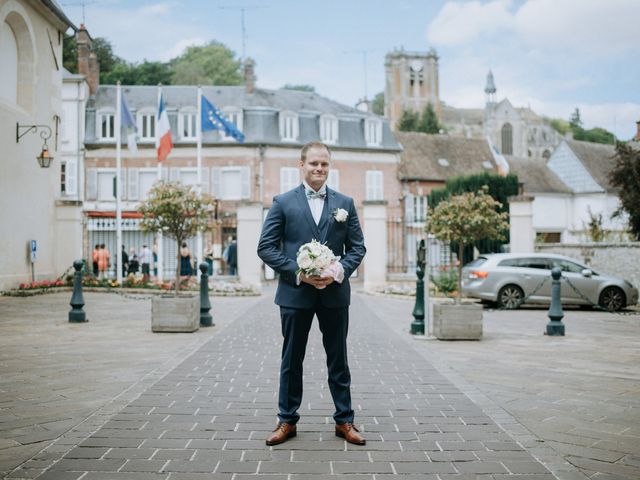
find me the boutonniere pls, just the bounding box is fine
[333,208,349,223]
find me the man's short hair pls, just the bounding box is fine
[301,141,331,163]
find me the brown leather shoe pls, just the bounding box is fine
[335,422,366,445]
[265,422,297,446]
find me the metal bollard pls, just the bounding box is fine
[69,260,87,323]
[199,263,213,327]
[411,239,426,335]
[546,267,565,336]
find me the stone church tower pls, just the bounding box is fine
[384,48,441,130]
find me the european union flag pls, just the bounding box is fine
[201,95,245,143]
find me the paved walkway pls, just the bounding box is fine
[4,291,556,480]
[365,294,640,480]
[1,289,638,480]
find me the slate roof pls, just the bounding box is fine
[85,85,400,151]
[396,132,497,181]
[507,157,571,194]
[566,139,617,192]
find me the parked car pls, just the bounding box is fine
[461,253,638,311]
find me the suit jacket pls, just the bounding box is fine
[257,184,366,309]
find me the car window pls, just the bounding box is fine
[466,257,488,267]
[518,258,550,270]
[550,259,586,274]
[498,258,519,267]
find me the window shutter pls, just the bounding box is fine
[211,167,221,198]
[404,193,414,223]
[86,168,97,200]
[241,166,251,199]
[365,171,373,200]
[169,168,179,182]
[201,167,210,194]
[66,159,77,195]
[128,168,139,200]
[376,171,384,199]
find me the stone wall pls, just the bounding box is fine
[535,242,640,288]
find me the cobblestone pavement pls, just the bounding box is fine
[365,293,640,480]
[0,291,263,478]
[3,291,559,480]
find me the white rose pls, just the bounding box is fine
[334,208,348,222]
[298,251,313,270]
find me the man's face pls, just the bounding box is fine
[301,146,330,190]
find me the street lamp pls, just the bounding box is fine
[16,123,54,168]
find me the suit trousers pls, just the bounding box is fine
[278,303,354,425]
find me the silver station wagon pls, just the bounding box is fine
[461,253,638,311]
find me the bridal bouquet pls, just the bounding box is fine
[296,239,341,288]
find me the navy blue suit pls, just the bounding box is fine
[257,184,366,424]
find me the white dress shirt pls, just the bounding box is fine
[303,180,326,225]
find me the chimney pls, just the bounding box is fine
[76,24,91,77]
[244,58,255,94]
[87,51,100,96]
[636,120,640,141]
[76,25,99,95]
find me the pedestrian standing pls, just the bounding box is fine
[140,245,152,277]
[121,245,129,278]
[97,244,110,280]
[92,244,100,277]
[180,243,192,277]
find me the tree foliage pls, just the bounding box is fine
[549,118,570,136]
[608,143,640,240]
[568,108,615,145]
[138,182,215,293]
[397,103,442,134]
[428,173,519,262]
[426,187,509,302]
[63,35,242,86]
[371,92,385,116]
[170,42,243,85]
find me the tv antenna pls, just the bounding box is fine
[219,5,267,60]
[343,48,383,101]
[61,1,97,25]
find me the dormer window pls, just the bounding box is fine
[137,109,156,141]
[279,111,299,142]
[320,114,338,144]
[221,107,243,141]
[364,118,382,147]
[178,108,197,140]
[97,110,115,140]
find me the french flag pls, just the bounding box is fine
[156,92,173,162]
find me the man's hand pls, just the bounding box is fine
[300,273,334,289]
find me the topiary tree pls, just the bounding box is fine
[138,181,215,294]
[426,187,509,303]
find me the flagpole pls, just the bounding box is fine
[196,86,203,272]
[156,85,163,281]
[115,82,123,284]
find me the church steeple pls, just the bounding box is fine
[485,70,496,104]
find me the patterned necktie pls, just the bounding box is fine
[306,189,326,200]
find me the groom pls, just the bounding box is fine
[257,141,366,446]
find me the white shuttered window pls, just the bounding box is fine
[365,170,383,200]
[280,167,299,193]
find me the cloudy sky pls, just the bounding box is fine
[63,0,640,139]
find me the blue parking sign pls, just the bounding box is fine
[30,240,37,262]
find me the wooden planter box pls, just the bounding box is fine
[151,294,199,333]
[433,303,483,340]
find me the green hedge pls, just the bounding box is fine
[427,173,519,262]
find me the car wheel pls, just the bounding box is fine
[598,286,626,312]
[497,284,524,310]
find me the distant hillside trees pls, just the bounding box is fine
[63,36,243,86]
[549,108,615,145]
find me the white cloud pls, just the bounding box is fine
[427,0,515,46]
[139,2,174,15]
